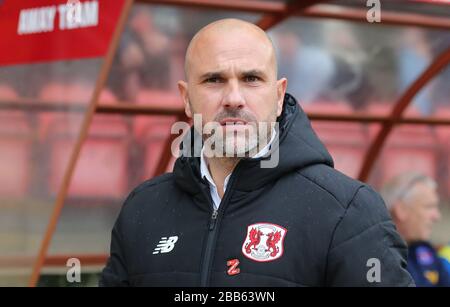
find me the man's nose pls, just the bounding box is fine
[221,80,245,109]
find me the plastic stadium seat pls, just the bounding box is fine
[404,105,425,117]
[365,102,392,117]
[38,82,119,137]
[434,106,450,144]
[0,84,20,100]
[48,115,129,198]
[303,101,353,115]
[98,88,118,104]
[38,82,93,140]
[365,102,423,117]
[41,83,127,198]
[303,102,366,178]
[0,86,31,197]
[434,106,450,196]
[136,89,183,109]
[39,82,94,104]
[134,90,183,179]
[311,121,366,178]
[358,102,440,189]
[305,102,397,179]
[329,145,366,179]
[40,82,117,104]
[0,114,31,198]
[307,103,358,134]
[39,82,91,142]
[133,115,175,180]
[381,148,436,183]
[380,125,437,184]
[365,103,392,138]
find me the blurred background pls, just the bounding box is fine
[0,0,449,286]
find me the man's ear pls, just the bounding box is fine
[392,201,409,222]
[276,78,287,117]
[178,80,192,118]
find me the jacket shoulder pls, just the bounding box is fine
[122,173,175,208]
[296,165,412,286]
[295,163,392,231]
[131,173,174,195]
[296,164,366,209]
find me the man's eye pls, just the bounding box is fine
[205,77,222,83]
[244,76,259,82]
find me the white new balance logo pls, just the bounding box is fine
[152,236,179,254]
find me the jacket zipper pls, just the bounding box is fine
[199,167,240,287]
[209,209,218,230]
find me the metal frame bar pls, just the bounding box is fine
[136,0,285,13]
[135,0,450,30]
[256,0,328,30]
[5,100,450,126]
[0,100,183,116]
[300,4,450,30]
[43,254,107,267]
[305,113,450,126]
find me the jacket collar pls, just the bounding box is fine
[174,93,334,196]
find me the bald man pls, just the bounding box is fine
[100,19,413,287]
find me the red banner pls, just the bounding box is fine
[0,0,126,66]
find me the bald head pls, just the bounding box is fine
[177,18,287,144]
[184,18,277,80]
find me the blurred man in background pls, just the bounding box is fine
[381,172,450,286]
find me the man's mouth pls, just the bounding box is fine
[219,118,248,126]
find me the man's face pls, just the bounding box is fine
[178,22,287,157]
[398,183,441,242]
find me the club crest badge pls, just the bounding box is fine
[242,223,287,262]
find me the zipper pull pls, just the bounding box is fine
[209,209,218,230]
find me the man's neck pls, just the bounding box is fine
[206,156,240,198]
[200,127,277,198]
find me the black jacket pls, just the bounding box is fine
[100,94,414,287]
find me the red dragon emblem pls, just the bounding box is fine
[244,227,262,254]
[242,223,287,262]
[266,231,282,257]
